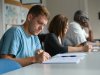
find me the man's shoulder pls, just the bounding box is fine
[70,22,80,26]
[69,22,82,30]
[7,25,22,31]
[4,25,23,36]
[12,25,22,31]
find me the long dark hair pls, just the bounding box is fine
[48,14,68,39]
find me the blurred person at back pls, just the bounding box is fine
[63,10,93,46]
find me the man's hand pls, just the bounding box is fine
[82,21,93,41]
[35,50,51,63]
[83,44,93,52]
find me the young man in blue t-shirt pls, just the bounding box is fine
[0,5,51,67]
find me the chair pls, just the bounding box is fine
[0,58,22,74]
[38,34,48,49]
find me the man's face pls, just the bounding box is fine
[79,16,89,27]
[28,14,48,35]
[81,19,89,27]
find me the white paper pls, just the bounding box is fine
[43,57,80,64]
[55,52,87,57]
[43,53,87,64]
[55,53,87,60]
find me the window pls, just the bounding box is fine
[20,0,42,4]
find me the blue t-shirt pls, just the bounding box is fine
[0,25,41,58]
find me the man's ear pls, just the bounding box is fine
[27,14,33,21]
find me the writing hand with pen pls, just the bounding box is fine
[35,50,51,63]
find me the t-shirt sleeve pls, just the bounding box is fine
[0,27,20,56]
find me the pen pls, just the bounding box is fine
[61,55,76,57]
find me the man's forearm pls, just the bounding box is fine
[14,57,36,67]
[0,54,36,67]
[87,30,93,41]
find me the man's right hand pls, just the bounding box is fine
[35,50,51,63]
[83,44,93,52]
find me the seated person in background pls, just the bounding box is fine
[63,10,93,46]
[44,14,92,56]
[0,5,51,67]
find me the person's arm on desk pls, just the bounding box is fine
[68,45,92,52]
[0,50,50,67]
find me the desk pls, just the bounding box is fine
[2,52,100,75]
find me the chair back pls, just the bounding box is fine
[38,34,48,49]
[0,58,22,74]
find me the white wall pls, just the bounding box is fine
[88,0,100,39]
[0,0,5,38]
[45,0,100,39]
[42,0,88,33]
[46,0,88,21]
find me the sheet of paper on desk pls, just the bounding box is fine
[43,56,81,64]
[43,53,87,64]
[56,52,87,57]
[55,52,87,60]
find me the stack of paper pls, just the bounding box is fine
[43,53,87,64]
